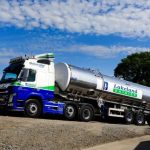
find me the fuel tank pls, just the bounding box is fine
[55,63,150,105]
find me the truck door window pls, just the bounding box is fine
[27,69,36,82]
[19,69,36,82]
[19,69,28,82]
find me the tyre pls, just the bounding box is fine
[79,105,94,122]
[147,118,150,126]
[135,112,145,126]
[64,104,77,120]
[124,110,134,124]
[24,99,42,118]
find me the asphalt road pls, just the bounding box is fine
[83,135,150,150]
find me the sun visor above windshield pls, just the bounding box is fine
[9,57,25,64]
[4,63,24,74]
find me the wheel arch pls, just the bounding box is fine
[26,94,43,107]
[64,101,79,110]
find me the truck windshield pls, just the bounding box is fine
[0,62,24,83]
[1,72,17,83]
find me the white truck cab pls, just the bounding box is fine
[0,53,64,117]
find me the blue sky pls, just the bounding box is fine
[0,0,150,77]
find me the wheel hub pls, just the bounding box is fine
[137,115,143,124]
[126,113,133,122]
[29,103,38,114]
[83,109,90,120]
[66,106,74,117]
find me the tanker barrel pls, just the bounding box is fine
[55,63,103,96]
[55,63,150,109]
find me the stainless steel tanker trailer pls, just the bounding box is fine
[55,63,150,125]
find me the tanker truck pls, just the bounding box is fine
[0,53,150,126]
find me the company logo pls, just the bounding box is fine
[25,83,36,87]
[113,84,137,98]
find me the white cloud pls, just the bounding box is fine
[62,45,150,58]
[0,0,150,37]
[0,45,149,65]
[0,48,24,64]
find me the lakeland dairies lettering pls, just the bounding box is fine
[113,84,138,98]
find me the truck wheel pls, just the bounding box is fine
[135,112,145,126]
[124,110,134,124]
[25,99,42,118]
[64,104,77,120]
[147,118,150,126]
[79,105,94,122]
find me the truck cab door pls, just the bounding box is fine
[10,68,37,109]
[17,69,37,101]
[20,69,37,87]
